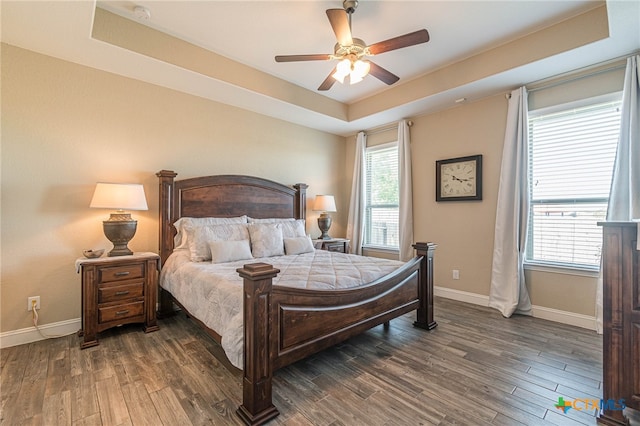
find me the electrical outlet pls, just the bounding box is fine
[452,270,460,280]
[27,296,40,311]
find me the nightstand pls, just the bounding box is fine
[313,238,350,253]
[76,252,160,349]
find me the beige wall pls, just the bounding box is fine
[411,95,507,299]
[346,85,627,317]
[411,95,599,316]
[1,42,625,335]
[1,44,346,333]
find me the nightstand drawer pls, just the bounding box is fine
[98,300,144,323]
[98,282,144,304]
[325,242,346,252]
[313,238,350,254]
[99,263,144,283]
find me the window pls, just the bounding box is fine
[364,142,399,249]
[526,95,622,270]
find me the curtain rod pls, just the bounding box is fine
[526,53,635,94]
[504,52,636,99]
[527,63,626,94]
[363,120,413,136]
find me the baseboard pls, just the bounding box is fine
[0,318,81,349]
[530,305,597,331]
[435,286,490,306]
[434,286,597,331]
[0,290,598,348]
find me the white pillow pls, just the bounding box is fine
[248,218,305,238]
[186,223,250,262]
[248,223,284,258]
[209,240,253,264]
[248,217,295,223]
[173,216,247,250]
[284,236,315,255]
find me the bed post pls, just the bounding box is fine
[413,242,438,330]
[156,170,177,318]
[293,183,308,220]
[157,170,177,264]
[236,263,281,426]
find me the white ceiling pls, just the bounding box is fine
[2,1,639,136]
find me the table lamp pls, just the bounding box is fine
[313,195,337,240]
[90,182,148,256]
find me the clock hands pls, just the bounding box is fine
[451,175,471,182]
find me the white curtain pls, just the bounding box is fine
[398,120,414,261]
[346,131,366,255]
[489,87,533,317]
[596,54,640,333]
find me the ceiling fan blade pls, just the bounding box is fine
[318,67,338,91]
[275,54,332,62]
[367,29,430,55]
[326,9,353,46]
[368,61,400,85]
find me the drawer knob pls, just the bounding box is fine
[115,310,130,316]
[115,290,130,296]
[114,271,130,277]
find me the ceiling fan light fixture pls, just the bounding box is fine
[350,74,363,84]
[351,59,370,81]
[332,58,352,83]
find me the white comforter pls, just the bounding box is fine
[160,249,404,368]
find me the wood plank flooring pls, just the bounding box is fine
[0,297,623,425]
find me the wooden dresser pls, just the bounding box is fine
[599,222,640,425]
[77,252,160,348]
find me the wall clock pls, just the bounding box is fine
[436,154,483,201]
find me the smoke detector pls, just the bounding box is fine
[133,6,151,20]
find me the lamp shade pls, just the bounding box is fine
[313,195,337,213]
[90,183,148,211]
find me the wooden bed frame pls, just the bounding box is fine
[156,170,437,425]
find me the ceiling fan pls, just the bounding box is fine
[275,0,430,91]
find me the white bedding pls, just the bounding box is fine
[160,249,404,368]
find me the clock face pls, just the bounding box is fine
[436,155,482,201]
[441,160,477,198]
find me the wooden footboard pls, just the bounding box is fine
[236,242,437,425]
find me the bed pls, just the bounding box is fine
[156,170,437,425]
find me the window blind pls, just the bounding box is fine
[527,98,622,268]
[364,143,399,249]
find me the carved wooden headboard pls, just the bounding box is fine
[156,170,308,264]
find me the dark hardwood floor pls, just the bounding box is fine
[0,297,619,425]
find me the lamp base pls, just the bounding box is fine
[103,215,137,257]
[317,214,332,240]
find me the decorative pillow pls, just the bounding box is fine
[248,223,284,258]
[284,236,315,255]
[248,218,305,238]
[173,216,247,250]
[186,223,250,262]
[281,219,306,238]
[209,240,253,264]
